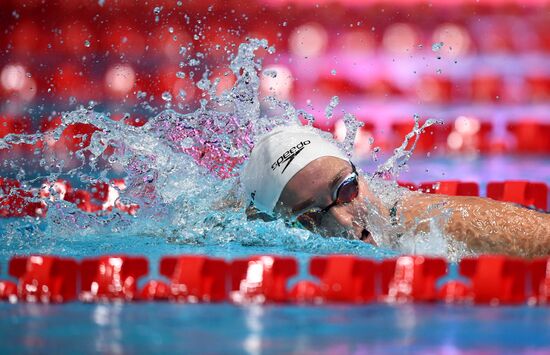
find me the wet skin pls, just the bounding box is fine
[274,156,380,244]
[273,156,550,257]
[398,192,550,258]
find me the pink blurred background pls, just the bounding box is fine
[1,0,549,162]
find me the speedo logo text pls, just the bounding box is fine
[271,140,310,174]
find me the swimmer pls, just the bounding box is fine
[241,125,550,258]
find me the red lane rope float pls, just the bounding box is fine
[380,256,447,303]
[8,256,78,303]
[0,178,47,218]
[438,280,471,304]
[418,181,480,196]
[298,255,377,304]
[0,178,139,218]
[0,280,17,302]
[399,179,548,212]
[80,255,148,302]
[141,256,227,302]
[459,256,527,305]
[230,256,297,303]
[486,181,548,211]
[1,254,549,306]
[530,258,550,305]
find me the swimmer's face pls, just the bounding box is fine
[275,156,375,245]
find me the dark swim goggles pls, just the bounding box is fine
[291,162,359,230]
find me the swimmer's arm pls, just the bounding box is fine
[400,193,550,258]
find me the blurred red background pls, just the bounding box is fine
[0,0,549,159]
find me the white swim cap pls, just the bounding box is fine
[241,124,348,213]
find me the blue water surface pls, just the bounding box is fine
[1,156,549,353]
[1,303,550,354]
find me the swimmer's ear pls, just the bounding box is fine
[245,205,276,222]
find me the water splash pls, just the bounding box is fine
[431,42,444,52]
[324,95,339,119]
[0,38,461,260]
[350,177,472,261]
[375,114,443,180]
[350,114,472,258]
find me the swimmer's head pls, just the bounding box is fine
[241,125,375,244]
[241,124,348,213]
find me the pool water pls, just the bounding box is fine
[1,155,549,354]
[0,4,548,351]
[1,155,547,262]
[1,303,550,354]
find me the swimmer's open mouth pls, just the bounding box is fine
[360,228,375,245]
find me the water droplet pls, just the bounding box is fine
[330,69,337,76]
[153,6,162,14]
[197,78,210,91]
[161,92,172,101]
[432,42,444,52]
[436,69,442,75]
[263,69,277,78]
[84,40,90,48]
[176,72,186,79]
[178,89,187,101]
[325,96,339,119]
